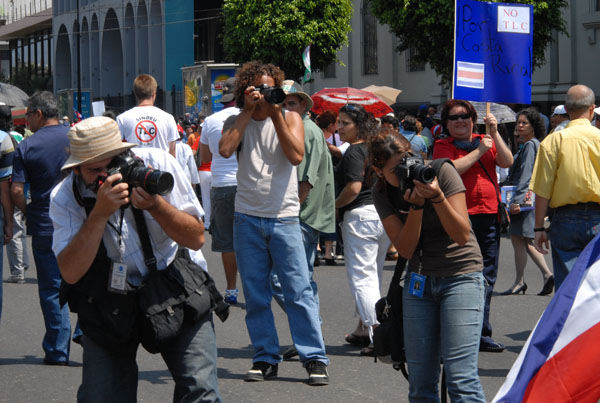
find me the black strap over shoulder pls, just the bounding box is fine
[131,207,158,272]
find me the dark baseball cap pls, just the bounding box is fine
[0,105,11,121]
[220,77,237,104]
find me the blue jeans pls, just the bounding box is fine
[271,221,321,314]
[403,271,486,403]
[469,214,499,338]
[550,209,600,290]
[32,235,72,363]
[77,314,221,403]
[233,212,327,365]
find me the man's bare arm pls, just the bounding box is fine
[131,187,204,251]
[1,180,13,243]
[219,111,252,158]
[10,182,27,214]
[169,141,177,158]
[200,143,213,164]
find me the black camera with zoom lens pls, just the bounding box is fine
[95,150,174,196]
[254,84,286,104]
[394,154,436,193]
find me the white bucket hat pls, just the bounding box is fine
[61,116,137,170]
[281,80,314,113]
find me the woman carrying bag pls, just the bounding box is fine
[369,129,486,402]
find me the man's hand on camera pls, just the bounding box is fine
[243,86,260,114]
[95,173,129,218]
[262,96,282,119]
[130,186,159,211]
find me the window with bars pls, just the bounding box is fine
[362,0,378,75]
[323,62,336,78]
[406,46,425,72]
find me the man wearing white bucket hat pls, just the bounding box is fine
[50,116,221,402]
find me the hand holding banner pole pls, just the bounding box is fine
[486,102,491,135]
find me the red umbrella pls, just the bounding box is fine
[311,87,393,117]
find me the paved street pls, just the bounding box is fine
[0,233,553,402]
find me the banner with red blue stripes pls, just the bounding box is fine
[492,233,600,402]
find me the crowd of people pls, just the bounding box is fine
[1,62,600,402]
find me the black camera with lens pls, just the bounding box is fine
[95,150,174,196]
[254,84,286,104]
[394,154,436,193]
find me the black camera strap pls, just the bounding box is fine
[131,207,158,273]
[477,160,502,209]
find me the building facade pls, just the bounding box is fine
[309,0,600,114]
[52,0,193,113]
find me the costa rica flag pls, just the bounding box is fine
[493,233,600,402]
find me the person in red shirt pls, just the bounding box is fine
[192,134,212,229]
[433,99,513,353]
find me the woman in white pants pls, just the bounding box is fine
[335,104,390,355]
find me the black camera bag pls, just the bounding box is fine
[373,257,408,377]
[132,207,229,354]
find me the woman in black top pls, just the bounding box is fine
[335,104,390,354]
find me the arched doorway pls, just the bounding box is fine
[101,8,124,96]
[137,0,149,75]
[55,24,72,91]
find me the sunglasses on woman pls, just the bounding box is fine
[447,113,472,121]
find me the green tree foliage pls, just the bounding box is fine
[223,0,353,82]
[369,0,568,85]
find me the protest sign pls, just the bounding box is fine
[452,0,533,104]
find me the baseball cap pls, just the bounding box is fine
[220,77,237,104]
[552,105,567,116]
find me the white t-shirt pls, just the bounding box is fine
[117,106,179,153]
[50,147,207,284]
[235,117,299,218]
[175,141,200,185]
[200,107,240,187]
[325,132,350,156]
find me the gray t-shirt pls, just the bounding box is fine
[373,162,483,277]
[233,116,300,218]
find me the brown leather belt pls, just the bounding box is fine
[556,202,600,211]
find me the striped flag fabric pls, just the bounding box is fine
[456,61,485,89]
[492,233,600,402]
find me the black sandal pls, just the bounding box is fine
[344,333,371,347]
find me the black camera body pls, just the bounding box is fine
[394,154,436,193]
[254,84,286,104]
[96,151,174,196]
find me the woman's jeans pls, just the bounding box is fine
[403,271,486,403]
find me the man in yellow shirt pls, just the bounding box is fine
[531,84,600,290]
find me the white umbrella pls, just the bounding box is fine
[0,83,29,108]
[360,85,402,106]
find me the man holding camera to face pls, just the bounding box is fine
[219,61,329,385]
[50,117,221,402]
